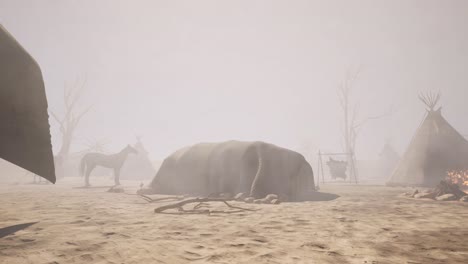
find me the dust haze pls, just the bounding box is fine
[2,0,467,161]
[1,1,468,264]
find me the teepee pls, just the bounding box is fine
[120,137,156,180]
[379,141,400,173]
[387,92,468,187]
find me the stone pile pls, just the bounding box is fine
[403,180,467,202]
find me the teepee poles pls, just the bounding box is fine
[418,91,441,111]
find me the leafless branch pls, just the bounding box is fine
[51,75,91,159]
[153,197,258,214]
[50,111,65,133]
[352,105,394,130]
[138,194,185,203]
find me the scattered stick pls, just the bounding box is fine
[193,202,209,210]
[153,197,258,214]
[138,194,185,203]
[161,209,251,215]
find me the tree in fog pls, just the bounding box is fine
[338,67,392,181]
[50,77,91,178]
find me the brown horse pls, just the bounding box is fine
[80,145,137,186]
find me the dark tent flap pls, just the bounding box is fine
[0,25,56,183]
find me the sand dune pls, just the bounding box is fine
[1,178,467,264]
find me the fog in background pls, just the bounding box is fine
[1,0,467,162]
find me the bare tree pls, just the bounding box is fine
[81,137,111,154]
[337,67,393,182]
[338,68,360,157]
[50,77,91,176]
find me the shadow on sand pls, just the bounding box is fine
[137,188,340,202]
[73,185,115,189]
[0,222,38,238]
[299,192,340,202]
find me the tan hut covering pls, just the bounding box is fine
[387,93,468,187]
[147,140,316,201]
[0,24,56,183]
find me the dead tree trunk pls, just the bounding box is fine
[337,67,393,183]
[51,77,91,178]
[338,68,360,183]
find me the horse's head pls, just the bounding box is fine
[125,144,138,155]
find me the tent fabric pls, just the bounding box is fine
[0,24,56,183]
[387,109,468,187]
[148,140,315,201]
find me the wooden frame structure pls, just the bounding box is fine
[317,150,359,185]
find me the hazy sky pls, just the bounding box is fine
[1,0,467,162]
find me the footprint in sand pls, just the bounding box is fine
[181,250,207,261]
[241,249,257,256]
[192,245,205,249]
[79,254,94,261]
[70,220,85,224]
[227,243,245,248]
[300,242,329,250]
[184,250,202,257]
[260,220,283,225]
[252,237,268,243]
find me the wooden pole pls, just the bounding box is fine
[350,151,358,184]
[319,152,325,184]
[316,151,320,189]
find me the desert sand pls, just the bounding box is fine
[1,178,467,264]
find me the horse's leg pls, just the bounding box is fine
[85,165,95,187]
[114,168,121,186]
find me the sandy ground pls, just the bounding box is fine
[0,178,467,264]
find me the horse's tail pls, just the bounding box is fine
[79,155,87,177]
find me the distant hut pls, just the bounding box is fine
[387,92,468,187]
[379,141,399,177]
[120,138,156,180]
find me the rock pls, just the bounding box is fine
[270,199,281,204]
[436,194,457,201]
[254,199,264,204]
[264,194,279,202]
[410,189,419,197]
[108,185,124,193]
[137,188,156,195]
[219,193,232,199]
[414,192,433,199]
[234,193,246,201]
[459,196,468,202]
[432,180,466,199]
[244,197,255,203]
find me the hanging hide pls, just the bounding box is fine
[0,24,56,183]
